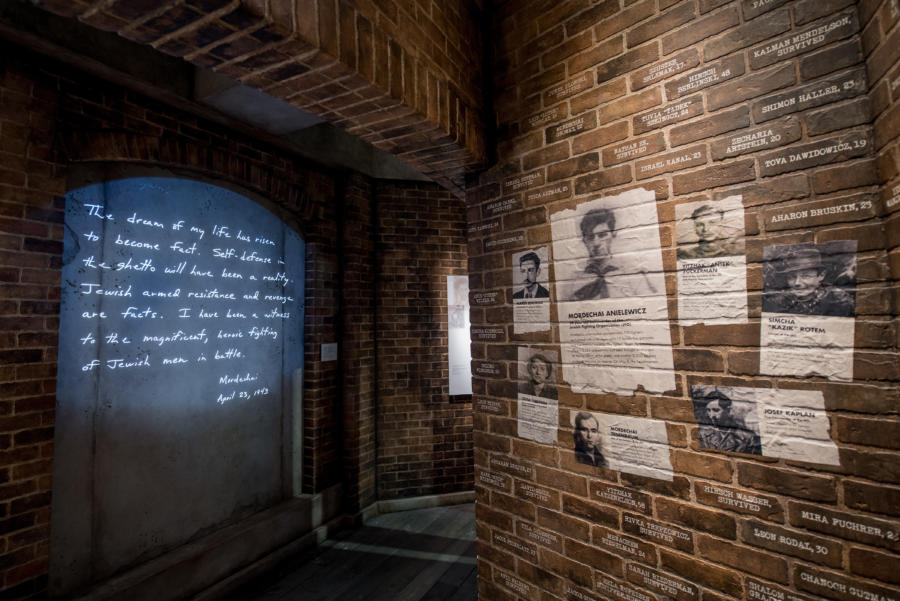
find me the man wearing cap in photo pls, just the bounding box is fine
[677,203,742,260]
[764,245,854,318]
[694,389,761,455]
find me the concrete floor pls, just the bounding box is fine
[220,503,477,601]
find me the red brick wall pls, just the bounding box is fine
[301,195,344,497]
[341,173,378,512]
[863,0,900,305]
[375,182,474,499]
[470,1,900,600]
[0,48,62,601]
[0,45,343,599]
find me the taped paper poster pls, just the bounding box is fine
[447,275,472,395]
[571,411,674,480]
[551,188,674,395]
[760,241,856,381]
[675,196,748,325]
[517,347,559,444]
[692,385,839,465]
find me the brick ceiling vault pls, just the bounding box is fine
[32,0,489,198]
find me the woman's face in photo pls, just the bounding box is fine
[528,358,549,384]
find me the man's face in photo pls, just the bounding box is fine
[584,223,613,263]
[527,357,549,385]
[520,259,539,289]
[693,210,723,242]
[786,268,824,300]
[574,416,600,451]
[705,400,727,426]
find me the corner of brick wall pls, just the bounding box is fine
[340,172,378,512]
[375,181,474,500]
[861,0,900,296]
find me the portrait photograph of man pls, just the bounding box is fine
[567,207,659,301]
[676,200,745,260]
[512,247,551,334]
[691,386,761,456]
[572,411,604,466]
[762,241,856,318]
[674,196,748,326]
[568,411,674,479]
[512,250,550,299]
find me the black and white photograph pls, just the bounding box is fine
[518,349,558,400]
[512,250,550,299]
[762,241,856,318]
[676,200,745,260]
[512,247,551,333]
[569,411,673,480]
[555,201,661,302]
[691,386,761,456]
[550,188,674,396]
[572,411,605,467]
[516,347,559,445]
[690,385,839,465]
[760,240,857,381]
[675,196,748,325]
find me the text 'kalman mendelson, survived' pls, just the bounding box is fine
[569,308,648,319]
[752,15,852,60]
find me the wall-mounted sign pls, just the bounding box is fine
[448,275,472,395]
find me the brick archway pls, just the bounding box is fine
[35,0,488,198]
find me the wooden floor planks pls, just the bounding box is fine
[221,503,477,601]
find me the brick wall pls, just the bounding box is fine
[301,191,344,497]
[33,0,488,196]
[341,173,378,512]
[470,1,900,601]
[862,0,900,301]
[0,44,345,599]
[0,35,477,596]
[6,0,900,599]
[375,182,474,499]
